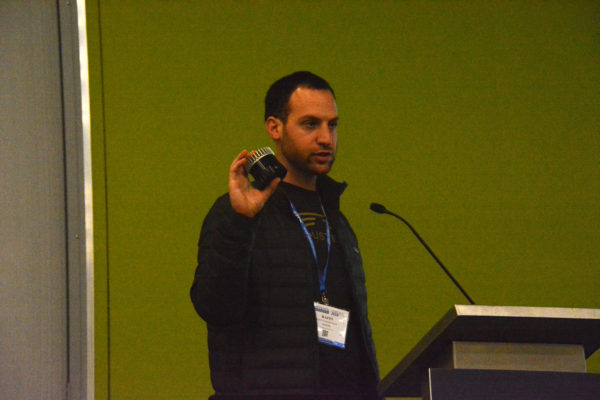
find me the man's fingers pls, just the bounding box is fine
[230,150,248,172]
[228,150,279,218]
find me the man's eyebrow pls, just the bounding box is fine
[298,115,338,121]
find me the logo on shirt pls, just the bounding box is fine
[298,212,322,227]
[298,212,336,242]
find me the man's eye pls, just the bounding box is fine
[303,120,318,129]
[329,121,338,129]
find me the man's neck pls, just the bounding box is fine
[275,152,318,191]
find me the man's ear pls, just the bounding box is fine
[265,116,283,141]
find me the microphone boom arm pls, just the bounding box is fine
[371,203,475,305]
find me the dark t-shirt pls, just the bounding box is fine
[280,182,372,395]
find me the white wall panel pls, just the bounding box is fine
[0,2,68,398]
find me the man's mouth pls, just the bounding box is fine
[313,151,332,163]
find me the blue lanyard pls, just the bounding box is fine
[289,199,331,304]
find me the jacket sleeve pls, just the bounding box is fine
[339,212,381,382]
[190,194,260,326]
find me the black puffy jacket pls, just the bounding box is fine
[191,176,379,396]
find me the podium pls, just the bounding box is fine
[378,305,600,399]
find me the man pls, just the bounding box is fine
[191,71,379,399]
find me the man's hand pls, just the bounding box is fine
[229,150,281,218]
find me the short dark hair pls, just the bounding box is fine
[264,71,335,122]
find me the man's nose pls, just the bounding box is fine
[316,124,333,145]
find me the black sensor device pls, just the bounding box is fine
[244,147,287,190]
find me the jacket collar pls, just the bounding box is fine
[316,175,347,200]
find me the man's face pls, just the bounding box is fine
[278,87,338,180]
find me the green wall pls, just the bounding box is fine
[87,1,600,398]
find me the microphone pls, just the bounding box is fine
[369,202,475,305]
